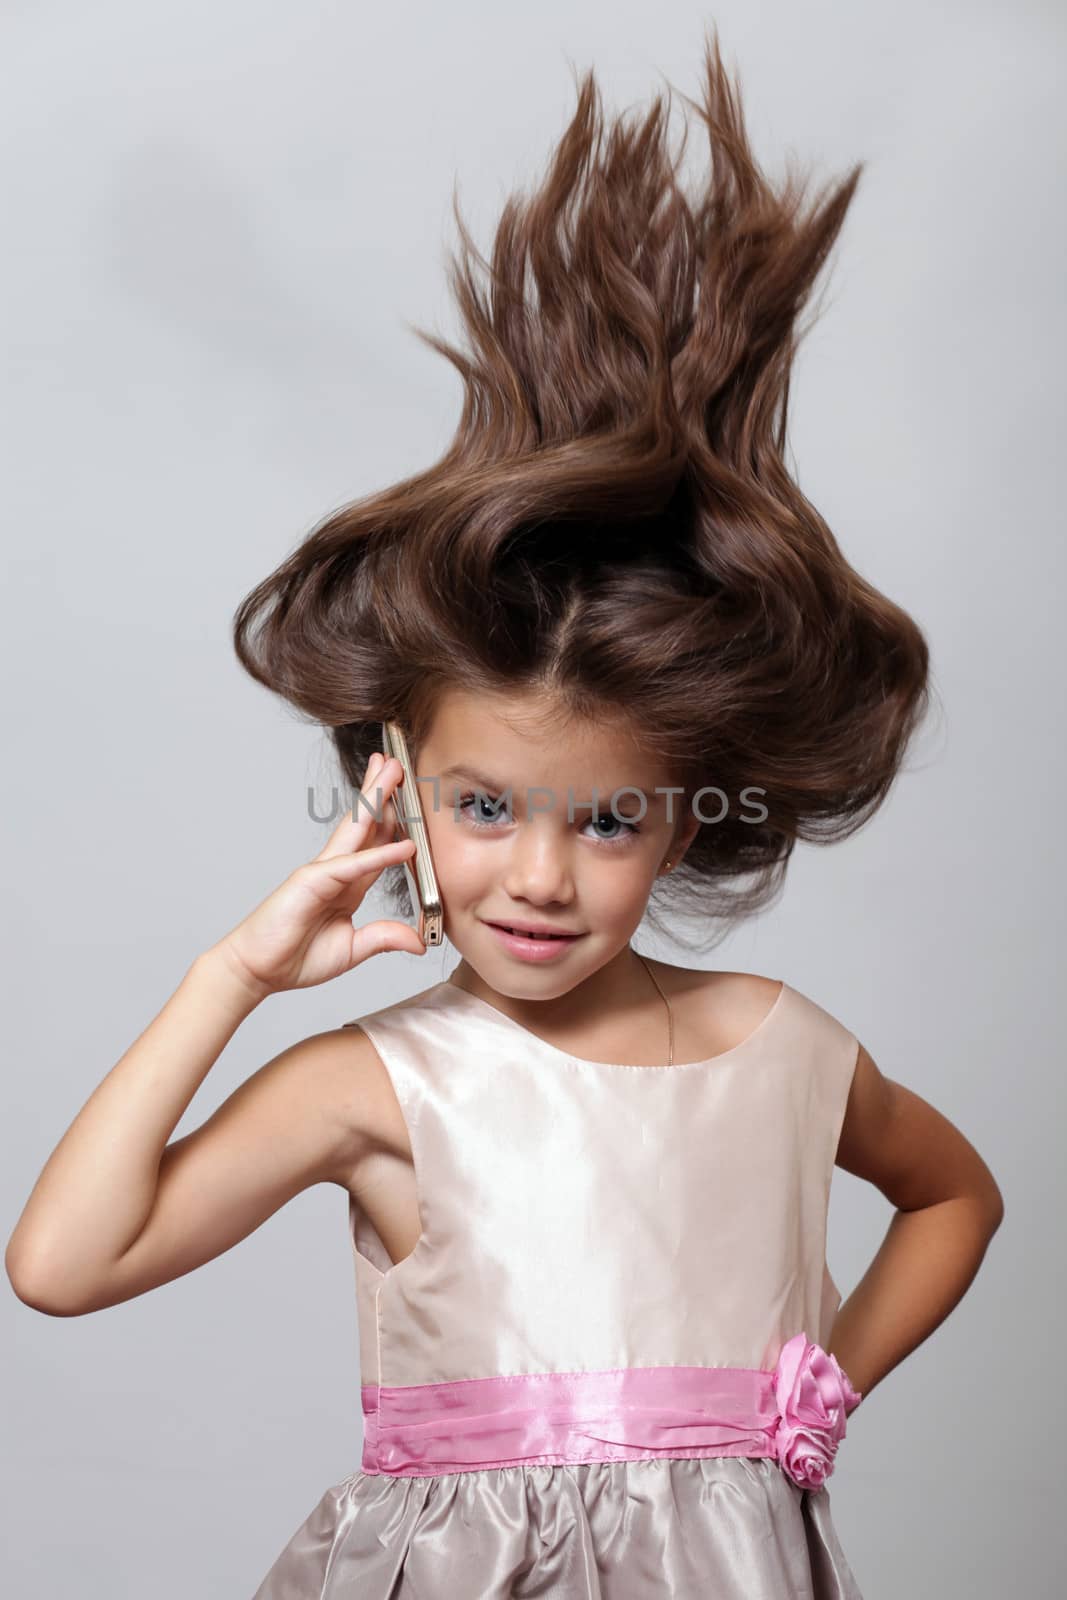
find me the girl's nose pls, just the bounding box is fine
[500,826,575,906]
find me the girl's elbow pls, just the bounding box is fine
[6,1245,90,1318]
[983,1180,1006,1232]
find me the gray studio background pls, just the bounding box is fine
[3,2,1062,1594]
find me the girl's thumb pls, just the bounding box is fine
[355,921,428,961]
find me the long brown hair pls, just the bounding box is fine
[232,27,932,951]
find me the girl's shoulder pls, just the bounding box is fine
[656,964,862,1074]
[669,962,783,1011]
[686,965,856,1035]
[646,962,787,1058]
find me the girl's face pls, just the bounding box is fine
[413,686,701,999]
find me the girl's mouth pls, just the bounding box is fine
[484,922,586,962]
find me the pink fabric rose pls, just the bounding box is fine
[771,1332,862,1490]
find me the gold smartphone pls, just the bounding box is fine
[380,721,444,947]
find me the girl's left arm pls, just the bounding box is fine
[827,1043,1005,1401]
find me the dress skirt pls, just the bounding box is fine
[251,1454,864,1598]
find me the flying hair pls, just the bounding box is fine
[232,25,933,951]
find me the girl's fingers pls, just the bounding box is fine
[317,755,403,861]
[304,836,414,895]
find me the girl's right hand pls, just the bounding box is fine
[210,753,428,1003]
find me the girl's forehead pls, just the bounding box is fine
[423,684,648,756]
[426,755,679,813]
[422,701,670,788]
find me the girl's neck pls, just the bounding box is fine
[448,944,673,1050]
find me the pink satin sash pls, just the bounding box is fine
[361,1334,862,1490]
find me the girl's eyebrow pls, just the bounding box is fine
[438,764,506,791]
[436,765,659,812]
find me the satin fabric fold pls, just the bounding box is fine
[362,1334,862,1488]
[251,1455,865,1600]
[362,1363,777,1475]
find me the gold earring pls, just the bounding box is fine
[663,858,673,872]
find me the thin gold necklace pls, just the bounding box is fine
[635,951,674,1067]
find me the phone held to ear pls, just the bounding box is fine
[381,721,445,947]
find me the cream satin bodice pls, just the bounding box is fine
[343,978,859,1390]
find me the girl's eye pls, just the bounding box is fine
[457,791,512,827]
[455,792,640,844]
[586,811,641,844]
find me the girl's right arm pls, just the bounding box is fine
[4,752,425,1317]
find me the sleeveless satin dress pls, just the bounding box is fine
[251,976,865,1598]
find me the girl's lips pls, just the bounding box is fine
[484,921,586,962]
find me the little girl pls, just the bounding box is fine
[7,30,1004,1599]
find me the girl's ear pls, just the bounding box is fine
[661,806,702,873]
